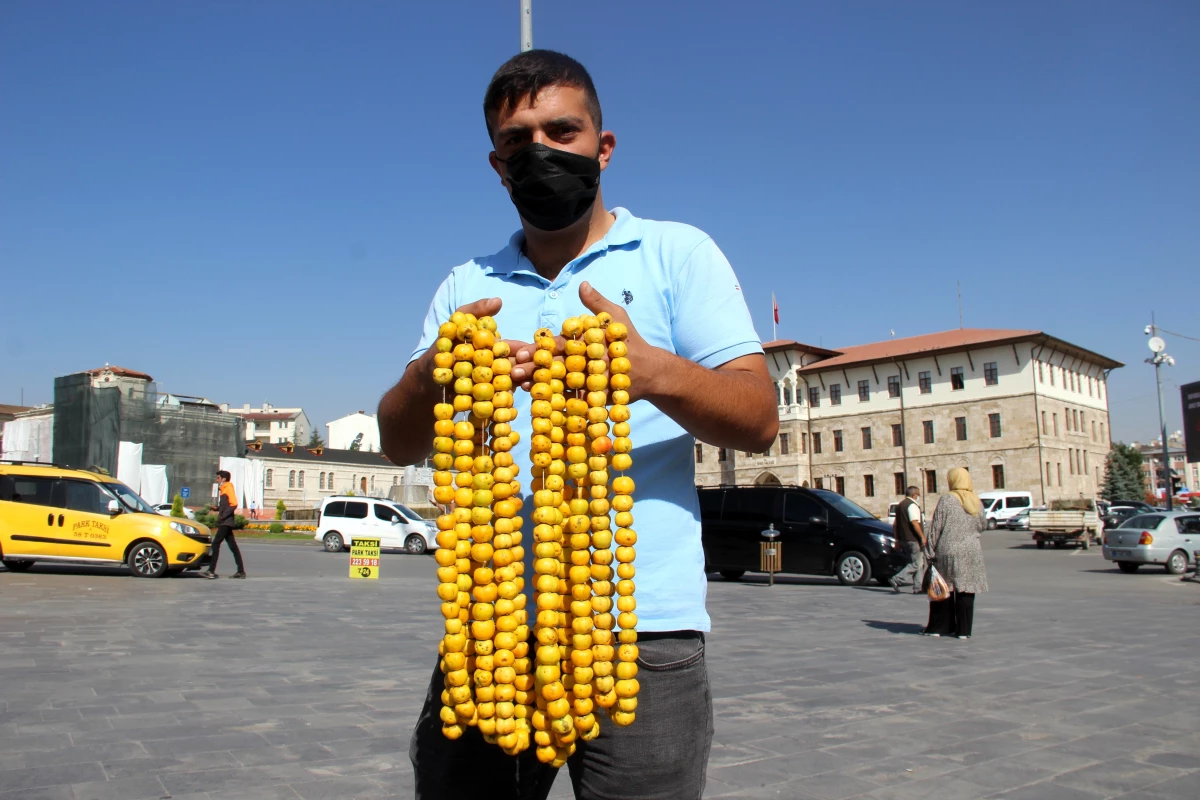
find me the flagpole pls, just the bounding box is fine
[772,293,777,340]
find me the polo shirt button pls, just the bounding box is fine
[548,290,558,299]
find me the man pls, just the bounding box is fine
[378,50,778,800]
[249,498,258,520]
[890,486,925,594]
[204,470,246,579]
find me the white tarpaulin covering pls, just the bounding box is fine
[139,464,169,505]
[117,441,144,492]
[1,416,54,463]
[218,456,264,511]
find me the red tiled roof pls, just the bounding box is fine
[86,365,153,381]
[762,339,841,356]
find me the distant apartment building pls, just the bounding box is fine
[1135,432,1198,498]
[224,403,311,445]
[246,441,422,510]
[327,411,381,452]
[694,329,1122,517]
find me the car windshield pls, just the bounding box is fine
[1120,514,1164,529]
[390,502,423,521]
[103,481,157,514]
[813,490,873,519]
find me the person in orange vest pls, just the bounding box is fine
[204,470,246,579]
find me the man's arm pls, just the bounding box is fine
[911,519,926,547]
[378,298,502,466]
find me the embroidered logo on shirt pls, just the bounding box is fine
[622,290,633,306]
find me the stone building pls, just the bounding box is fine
[223,403,311,446]
[694,328,1122,517]
[1135,432,1198,499]
[246,441,427,511]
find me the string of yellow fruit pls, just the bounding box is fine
[431,311,636,763]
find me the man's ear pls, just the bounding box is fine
[598,131,616,172]
[489,151,507,186]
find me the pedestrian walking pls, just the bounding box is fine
[378,49,778,800]
[204,470,246,579]
[889,486,926,593]
[249,499,257,520]
[922,467,987,638]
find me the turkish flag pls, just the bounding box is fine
[772,293,779,324]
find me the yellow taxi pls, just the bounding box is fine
[0,461,213,577]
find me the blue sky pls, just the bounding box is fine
[2,1,1197,444]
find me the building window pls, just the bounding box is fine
[1046,462,1053,485]
[801,433,808,454]
[289,470,296,488]
[1100,423,1105,441]
[891,424,903,447]
[989,413,1002,438]
[717,448,727,462]
[830,384,841,406]
[319,472,325,490]
[266,469,273,488]
[1091,420,1097,440]
[808,387,820,407]
[955,417,967,441]
[918,371,931,394]
[834,430,843,452]
[1041,411,1048,435]
[695,443,703,463]
[1083,450,1088,473]
[835,476,845,495]
[984,362,998,386]
[328,472,334,490]
[894,472,906,495]
[923,420,934,444]
[858,380,870,401]
[298,471,305,488]
[992,464,1005,489]
[950,367,965,390]
[864,475,875,497]
[888,375,900,398]
[1038,361,1044,383]
[1049,367,1055,387]
[1057,462,1062,485]
[1074,409,1080,431]
[925,469,937,494]
[861,427,872,450]
[814,477,824,490]
[780,434,790,455]
[813,433,822,454]
[782,385,792,406]
[1069,450,1075,475]
[1053,413,1059,436]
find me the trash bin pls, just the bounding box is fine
[761,524,781,586]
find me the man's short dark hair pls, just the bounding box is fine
[217,470,232,481]
[483,49,602,140]
[906,486,920,498]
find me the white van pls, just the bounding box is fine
[978,491,1034,529]
[314,496,437,554]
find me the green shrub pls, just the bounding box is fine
[269,522,285,534]
[276,499,287,519]
[234,515,248,530]
[170,495,185,518]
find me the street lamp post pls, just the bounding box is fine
[1145,321,1175,510]
[520,0,533,52]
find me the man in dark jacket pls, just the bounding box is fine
[889,486,925,593]
[204,470,246,579]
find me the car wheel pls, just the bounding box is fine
[1036,540,1046,550]
[719,570,745,581]
[2,559,34,572]
[405,534,428,555]
[1117,562,1139,574]
[835,551,872,586]
[987,519,997,530]
[128,541,168,578]
[1165,550,1188,575]
[324,532,344,553]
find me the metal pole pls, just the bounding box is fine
[1156,356,1172,511]
[520,0,533,52]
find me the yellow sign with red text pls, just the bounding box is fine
[349,538,381,579]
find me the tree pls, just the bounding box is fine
[276,499,287,520]
[307,429,325,448]
[170,494,186,518]
[349,439,362,451]
[1101,443,1146,501]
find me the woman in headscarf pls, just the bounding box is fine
[923,467,989,639]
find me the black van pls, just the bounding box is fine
[699,486,910,586]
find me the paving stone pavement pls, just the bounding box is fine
[0,532,1197,799]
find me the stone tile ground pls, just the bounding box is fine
[0,532,1196,799]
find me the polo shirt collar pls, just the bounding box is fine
[491,207,643,278]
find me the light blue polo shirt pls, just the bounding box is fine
[408,207,763,632]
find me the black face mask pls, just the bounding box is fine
[499,143,601,232]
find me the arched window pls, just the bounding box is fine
[266,469,273,487]
[319,472,325,490]
[328,472,335,491]
[393,476,398,485]
[361,476,368,493]
[298,471,305,488]
[783,385,793,405]
[370,476,375,491]
[289,470,296,488]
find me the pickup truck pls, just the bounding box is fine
[1030,507,1101,550]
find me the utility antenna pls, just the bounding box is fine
[957,281,963,328]
[520,0,533,52]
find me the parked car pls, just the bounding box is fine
[0,461,212,577]
[978,491,1034,529]
[152,503,196,520]
[1106,500,1157,512]
[1004,507,1044,530]
[1102,511,1200,574]
[314,496,436,554]
[1101,505,1141,531]
[699,486,910,586]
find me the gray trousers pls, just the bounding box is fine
[890,541,926,592]
[410,631,713,800]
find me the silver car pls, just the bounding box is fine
[1102,511,1200,574]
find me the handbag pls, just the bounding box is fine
[927,565,951,602]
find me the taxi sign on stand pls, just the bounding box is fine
[349,538,381,579]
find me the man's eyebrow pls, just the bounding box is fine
[497,115,587,138]
[496,122,531,139]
